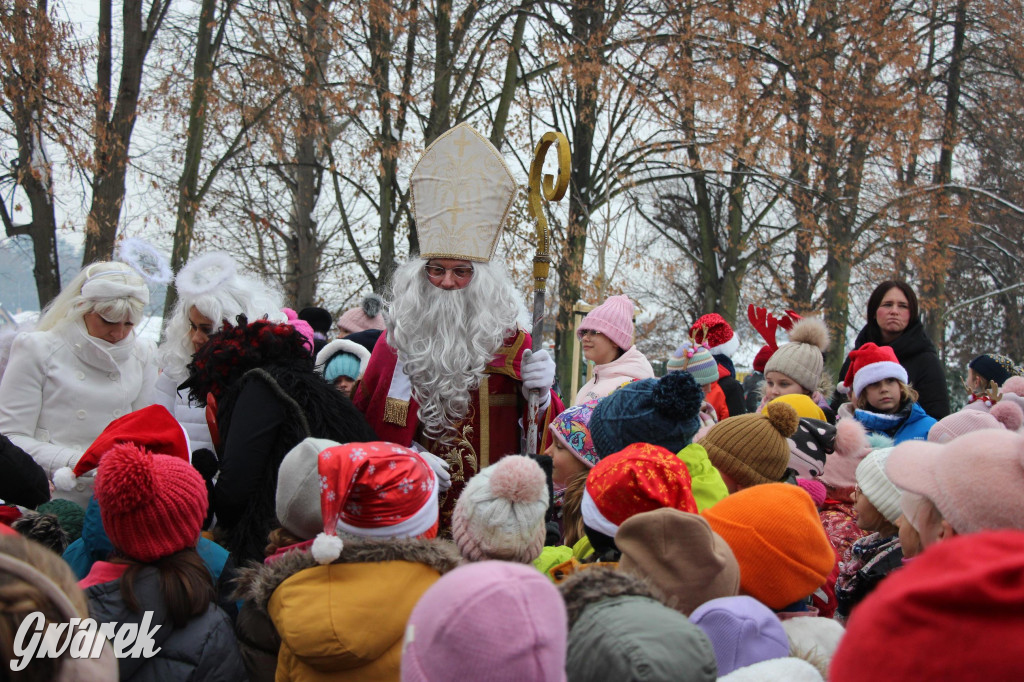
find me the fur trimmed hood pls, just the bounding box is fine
[235,536,461,611]
[315,339,371,379]
[558,566,665,629]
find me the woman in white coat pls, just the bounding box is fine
[0,261,157,506]
[150,252,284,453]
[574,295,654,405]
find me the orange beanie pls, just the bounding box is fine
[702,483,835,610]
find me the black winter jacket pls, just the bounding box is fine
[85,566,246,681]
[0,434,49,508]
[831,320,950,419]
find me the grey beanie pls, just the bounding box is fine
[764,317,829,392]
[567,595,718,682]
[275,437,341,539]
[590,371,703,457]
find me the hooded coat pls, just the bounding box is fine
[233,537,461,682]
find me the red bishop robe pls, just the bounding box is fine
[353,328,563,533]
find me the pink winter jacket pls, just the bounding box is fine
[574,345,654,405]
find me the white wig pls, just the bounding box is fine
[159,252,286,380]
[36,261,149,333]
[387,258,523,441]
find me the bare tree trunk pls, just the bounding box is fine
[83,0,170,265]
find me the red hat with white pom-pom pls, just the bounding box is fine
[837,343,908,397]
[690,313,739,357]
[53,405,190,492]
[311,441,438,565]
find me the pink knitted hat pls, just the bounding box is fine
[336,293,386,335]
[885,428,1024,534]
[578,295,635,351]
[402,561,568,682]
[928,402,1024,443]
[819,419,872,497]
[282,307,315,353]
[94,443,208,562]
[451,456,548,564]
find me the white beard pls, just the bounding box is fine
[387,259,523,441]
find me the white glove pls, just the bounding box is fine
[521,349,554,409]
[409,442,452,493]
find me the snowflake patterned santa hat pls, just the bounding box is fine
[53,405,191,491]
[311,441,439,564]
[690,313,739,358]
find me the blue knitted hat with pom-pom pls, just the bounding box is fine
[590,371,704,457]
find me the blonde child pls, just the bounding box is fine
[836,343,936,444]
[760,317,835,422]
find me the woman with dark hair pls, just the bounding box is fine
[832,281,950,419]
[185,316,376,564]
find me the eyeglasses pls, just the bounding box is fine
[580,329,603,338]
[424,264,475,281]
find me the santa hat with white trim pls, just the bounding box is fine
[837,343,909,397]
[53,405,191,491]
[311,441,439,564]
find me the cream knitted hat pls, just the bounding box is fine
[855,448,902,523]
[763,317,829,392]
[451,456,548,564]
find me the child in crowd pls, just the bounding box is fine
[761,317,835,422]
[401,561,567,682]
[885,428,1024,554]
[452,456,549,564]
[698,401,800,493]
[314,337,370,397]
[574,295,654,405]
[560,567,718,682]
[836,343,936,444]
[928,400,1022,442]
[965,353,1021,396]
[590,371,727,510]
[236,440,459,682]
[689,596,790,678]
[668,341,728,423]
[835,448,903,620]
[0,532,118,680]
[818,420,876,566]
[766,394,836,482]
[617,508,740,615]
[691,313,746,417]
[830,531,1024,681]
[83,441,246,680]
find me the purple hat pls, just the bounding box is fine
[548,401,599,467]
[577,295,635,351]
[689,596,790,676]
[402,561,568,682]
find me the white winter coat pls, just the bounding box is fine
[0,320,157,506]
[574,345,655,406]
[148,372,214,454]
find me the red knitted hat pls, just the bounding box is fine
[837,343,908,396]
[53,405,190,492]
[690,313,736,356]
[581,442,697,537]
[830,530,1024,681]
[311,441,438,564]
[94,443,208,562]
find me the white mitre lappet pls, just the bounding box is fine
[410,123,518,263]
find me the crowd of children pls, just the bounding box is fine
[3,281,1024,681]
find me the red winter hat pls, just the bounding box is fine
[53,405,191,491]
[690,313,737,357]
[94,443,208,562]
[837,342,908,397]
[582,442,697,537]
[311,441,438,564]
[830,530,1024,681]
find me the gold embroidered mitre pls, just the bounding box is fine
[411,123,518,263]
